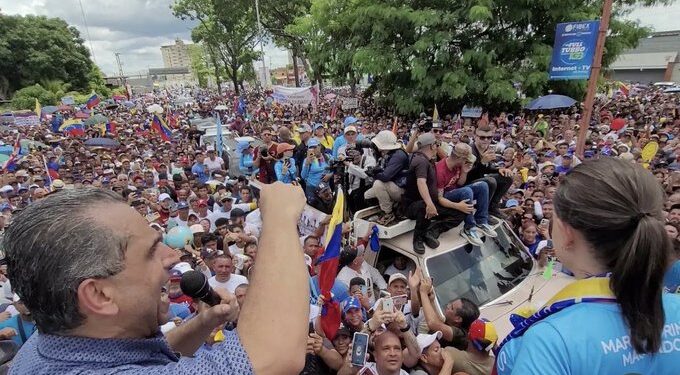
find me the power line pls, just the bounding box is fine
[78,0,97,64]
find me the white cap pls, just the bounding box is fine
[189,224,205,234]
[171,262,193,275]
[388,273,408,286]
[0,185,13,193]
[158,193,172,202]
[416,331,442,354]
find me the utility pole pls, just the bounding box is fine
[575,0,613,158]
[115,53,128,98]
[254,0,268,89]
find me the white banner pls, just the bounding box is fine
[461,105,483,118]
[13,114,40,126]
[340,96,358,109]
[272,85,319,107]
[61,96,75,105]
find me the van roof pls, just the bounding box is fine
[381,222,488,258]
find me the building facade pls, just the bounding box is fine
[609,30,680,83]
[161,39,192,69]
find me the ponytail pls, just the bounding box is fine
[610,214,669,353]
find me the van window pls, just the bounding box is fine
[374,246,416,284]
[425,225,532,309]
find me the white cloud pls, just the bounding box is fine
[1,0,679,77]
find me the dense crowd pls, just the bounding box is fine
[0,82,678,374]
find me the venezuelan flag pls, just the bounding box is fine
[152,114,172,141]
[85,93,100,109]
[317,188,344,340]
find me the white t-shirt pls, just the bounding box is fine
[383,263,414,279]
[336,262,388,304]
[208,274,249,293]
[229,244,245,256]
[204,157,224,173]
[362,362,408,375]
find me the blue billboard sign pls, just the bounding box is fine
[549,20,600,80]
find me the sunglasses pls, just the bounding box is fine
[432,129,442,133]
[477,135,493,140]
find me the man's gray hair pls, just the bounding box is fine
[4,188,127,334]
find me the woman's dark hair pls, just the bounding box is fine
[553,158,669,353]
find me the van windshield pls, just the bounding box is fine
[425,225,532,309]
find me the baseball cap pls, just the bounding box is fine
[313,123,325,131]
[219,193,233,202]
[0,185,13,193]
[344,125,358,134]
[297,124,312,133]
[452,143,476,163]
[315,182,331,193]
[505,199,519,208]
[171,262,193,275]
[276,143,295,155]
[177,201,189,210]
[342,296,361,313]
[417,133,436,148]
[308,138,320,148]
[334,325,352,340]
[416,331,443,354]
[230,208,246,218]
[52,179,65,189]
[158,193,172,202]
[468,319,498,351]
[189,224,205,234]
[197,199,208,208]
[388,273,408,286]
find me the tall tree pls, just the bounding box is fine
[296,0,668,114]
[174,0,260,95]
[0,14,93,99]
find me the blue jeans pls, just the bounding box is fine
[443,181,489,228]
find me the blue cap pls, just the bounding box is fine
[343,116,358,127]
[177,201,189,210]
[308,138,320,148]
[313,123,324,130]
[0,204,11,211]
[343,296,361,313]
[505,199,519,208]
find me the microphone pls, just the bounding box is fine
[180,270,222,306]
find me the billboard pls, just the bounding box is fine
[549,20,600,80]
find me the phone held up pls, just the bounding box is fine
[351,332,370,367]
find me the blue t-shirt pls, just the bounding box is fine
[664,260,680,294]
[496,293,680,374]
[0,315,36,347]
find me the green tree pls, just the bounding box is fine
[296,0,667,114]
[10,84,57,110]
[189,44,213,88]
[0,14,93,99]
[173,0,261,95]
[87,65,112,98]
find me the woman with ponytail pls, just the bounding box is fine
[495,158,680,374]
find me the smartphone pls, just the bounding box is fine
[382,297,394,312]
[351,332,369,367]
[540,218,550,227]
[308,322,315,334]
[360,285,368,296]
[392,294,408,308]
[546,239,553,249]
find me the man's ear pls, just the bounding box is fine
[77,278,119,317]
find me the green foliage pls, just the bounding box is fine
[173,0,261,94]
[87,65,112,98]
[10,84,57,110]
[189,44,213,88]
[290,0,662,114]
[0,14,93,99]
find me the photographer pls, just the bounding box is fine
[364,130,409,226]
[275,143,299,184]
[344,141,376,214]
[301,139,332,199]
[253,127,278,184]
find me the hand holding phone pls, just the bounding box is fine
[351,332,369,367]
[382,297,394,313]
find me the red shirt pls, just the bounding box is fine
[435,159,462,193]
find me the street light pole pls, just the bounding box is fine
[575,0,613,158]
[254,0,268,89]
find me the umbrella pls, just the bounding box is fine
[57,105,72,111]
[611,118,626,131]
[122,101,135,108]
[74,111,90,119]
[20,139,48,150]
[0,154,9,164]
[214,104,229,110]
[42,106,59,114]
[84,114,109,126]
[525,94,577,110]
[324,93,337,100]
[146,104,164,113]
[84,138,120,148]
[105,103,119,110]
[664,87,680,93]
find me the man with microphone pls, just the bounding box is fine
[3,183,309,374]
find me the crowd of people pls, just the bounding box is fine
[0,82,678,374]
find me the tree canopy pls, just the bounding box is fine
[0,14,93,100]
[287,0,668,114]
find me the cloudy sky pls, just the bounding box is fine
[1,0,679,77]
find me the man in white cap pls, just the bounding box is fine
[410,331,444,375]
[365,130,410,226]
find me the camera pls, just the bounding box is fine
[327,159,345,174]
[418,119,433,133]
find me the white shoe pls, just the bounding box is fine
[461,227,484,247]
[477,223,498,238]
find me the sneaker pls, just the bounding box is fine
[461,227,484,247]
[477,223,498,238]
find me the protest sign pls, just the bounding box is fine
[13,113,40,126]
[272,85,319,107]
[461,106,483,118]
[340,97,358,110]
[549,20,600,80]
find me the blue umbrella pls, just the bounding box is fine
[123,101,135,108]
[84,138,120,148]
[42,106,59,114]
[525,94,577,110]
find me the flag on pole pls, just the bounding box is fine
[317,187,345,340]
[3,135,22,172]
[432,105,439,123]
[86,93,100,109]
[215,113,224,157]
[391,116,398,135]
[106,121,118,136]
[330,99,338,121]
[151,114,172,141]
[35,98,41,119]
